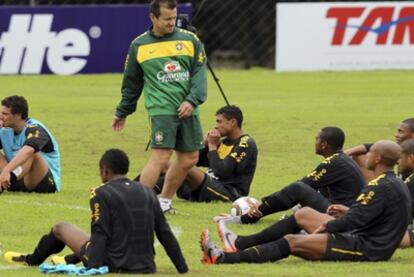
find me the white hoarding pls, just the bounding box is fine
[276,2,414,71]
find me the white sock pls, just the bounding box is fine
[12,166,23,177]
[159,197,172,212]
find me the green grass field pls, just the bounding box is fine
[1,69,414,276]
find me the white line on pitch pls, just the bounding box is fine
[3,199,89,211]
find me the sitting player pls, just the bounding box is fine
[397,139,414,248]
[0,95,61,193]
[346,118,414,182]
[220,126,365,224]
[4,149,188,274]
[201,140,410,264]
[156,105,258,212]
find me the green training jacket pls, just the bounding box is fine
[116,27,208,118]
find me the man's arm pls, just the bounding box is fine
[84,189,110,269]
[154,195,188,273]
[0,125,52,188]
[114,43,144,123]
[185,37,207,108]
[326,186,384,233]
[344,144,371,156]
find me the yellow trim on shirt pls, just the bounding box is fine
[137,41,194,63]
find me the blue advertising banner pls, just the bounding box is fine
[0,4,191,75]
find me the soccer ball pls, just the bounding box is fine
[230,196,260,217]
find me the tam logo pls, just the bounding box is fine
[164,61,181,73]
[0,14,96,75]
[326,6,414,45]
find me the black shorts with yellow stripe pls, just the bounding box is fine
[177,174,240,202]
[325,232,367,261]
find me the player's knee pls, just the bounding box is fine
[287,181,308,196]
[283,234,298,250]
[294,207,313,226]
[178,152,199,169]
[52,221,70,238]
[150,150,172,168]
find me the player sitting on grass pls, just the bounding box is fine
[0,95,61,193]
[153,105,258,211]
[345,118,414,182]
[217,126,365,225]
[398,139,414,248]
[4,149,188,274]
[201,140,410,264]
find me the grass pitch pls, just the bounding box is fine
[1,69,414,276]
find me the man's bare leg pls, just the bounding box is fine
[159,151,198,211]
[294,207,334,233]
[140,148,172,187]
[285,233,328,260]
[52,221,90,257]
[400,231,411,248]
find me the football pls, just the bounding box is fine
[230,196,260,216]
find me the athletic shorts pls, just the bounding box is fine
[325,232,367,261]
[177,174,240,202]
[8,170,56,193]
[150,115,203,152]
[407,224,414,247]
[79,241,90,266]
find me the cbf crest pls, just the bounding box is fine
[176,42,183,51]
[154,131,164,144]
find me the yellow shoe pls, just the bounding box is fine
[50,255,66,265]
[4,251,28,266]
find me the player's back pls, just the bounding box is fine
[96,178,159,273]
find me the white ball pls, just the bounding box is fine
[230,196,259,216]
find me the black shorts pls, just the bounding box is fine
[79,241,90,267]
[8,170,56,193]
[325,232,367,261]
[407,224,414,247]
[177,174,240,202]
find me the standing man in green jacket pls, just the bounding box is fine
[113,0,207,213]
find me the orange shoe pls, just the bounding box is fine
[217,220,238,253]
[200,229,223,265]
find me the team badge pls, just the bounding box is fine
[198,52,205,63]
[154,131,164,144]
[176,42,183,51]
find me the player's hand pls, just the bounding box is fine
[327,204,349,218]
[0,119,4,128]
[177,101,194,119]
[207,129,221,149]
[0,170,11,190]
[247,199,263,218]
[112,116,126,131]
[313,221,328,234]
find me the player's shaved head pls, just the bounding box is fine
[371,140,401,167]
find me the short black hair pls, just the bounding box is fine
[400,139,414,155]
[402,118,414,133]
[320,126,345,151]
[1,95,29,119]
[215,105,243,128]
[99,149,129,175]
[150,0,177,18]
